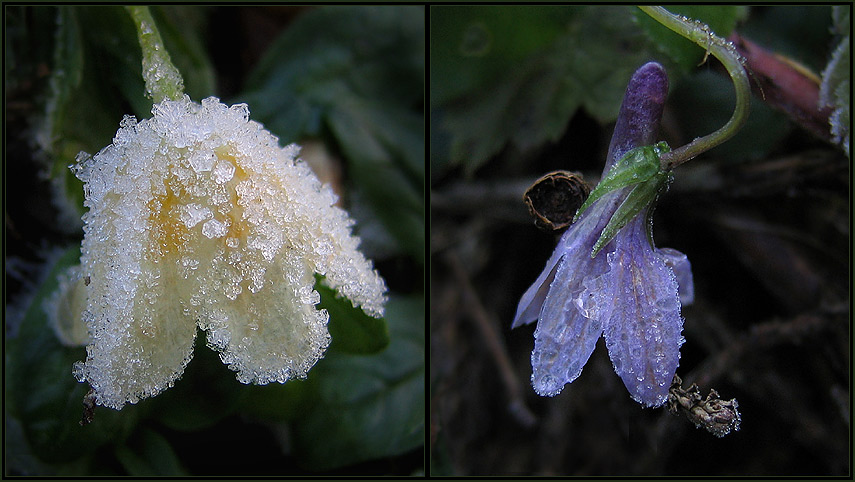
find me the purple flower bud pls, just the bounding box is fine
[604,62,669,174]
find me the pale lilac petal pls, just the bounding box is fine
[512,235,567,329]
[530,252,609,396]
[513,188,626,328]
[512,207,597,328]
[602,217,684,407]
[658,247,694,305]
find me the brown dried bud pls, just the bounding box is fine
[668,375,742,438]
[523,171,591,231]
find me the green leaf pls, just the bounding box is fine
[575,142,668,221]
[740,6,833,73]
[431,6,653,175]
[430,6,579,106]
[234,380,312,423]
[115,428,187,476]
[292,295,425,470]
[238,6,424,263]
[634,5,747,72]
[36,6,91,225]
[670,69,790,162]
[5,246,143,466]
[148,335,242,433]
[326,104,425,264]
[318,278,390,355]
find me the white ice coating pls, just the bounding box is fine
[71,95,387,409]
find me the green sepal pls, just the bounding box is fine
[126,6,184,103]
[590,169,673,258]
[574,141,670,222]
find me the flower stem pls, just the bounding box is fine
[126,6,184,103]
[638,6,751,169]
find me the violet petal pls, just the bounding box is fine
[659,247,695,305]
[602,217,685,407]
[531,249,610,396]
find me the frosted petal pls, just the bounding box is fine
[212,159,235,184]
[603,217,684,407]
[197,253,330,384]
[512,233,567,329]
[74,244,197,410]
[266,154,387,318]
[531,250,609,397]
[201,218,228,239]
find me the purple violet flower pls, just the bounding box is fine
[512,62,695,407]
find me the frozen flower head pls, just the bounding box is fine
[512,62,694,407]
[71,95,387,410]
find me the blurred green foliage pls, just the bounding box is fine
[5,5,424,476]
[633,5,748,72]
[430,5,838,177]
[431,6,655,176]
[239,6,425,264]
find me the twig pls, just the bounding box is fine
[80,388,96,426]
[702,313,831,386]
[445,251,537,428]
[431,178,535,224]
[667,374,741,438]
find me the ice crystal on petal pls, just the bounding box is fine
[201,218,228,239]
[71,96,386,409]
[212,159,235,184]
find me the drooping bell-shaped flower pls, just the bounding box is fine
[512,62,694,407]
[71,95,387,410]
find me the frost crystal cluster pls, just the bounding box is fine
[71,95,387,410]
[513,63,694,407]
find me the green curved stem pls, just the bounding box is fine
[638,6,751,169]
[126,6,184,103]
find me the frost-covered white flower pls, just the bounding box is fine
[71,95,387,410]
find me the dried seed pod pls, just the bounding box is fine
[523,171,591,231]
